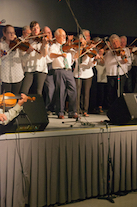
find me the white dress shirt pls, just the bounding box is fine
[104,49,132,76]
[0,41,24,83]
[49,42,75,69]
[22,39,48,73]
[73,54,95,79]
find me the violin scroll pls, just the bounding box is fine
[27,96,36,102]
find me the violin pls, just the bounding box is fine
[79,39,103,58]
[62,40,82,52]
[102,45,128,62]
[9,38,41,54]
[81,48,97,58]
[129,46,137,55]
[112,48,128,63]
[27,33,56,46]
[0,92,36,108]
[42,37,56,45]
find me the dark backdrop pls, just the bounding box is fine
[0,0,137,44]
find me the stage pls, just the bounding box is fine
[0,113,137,207]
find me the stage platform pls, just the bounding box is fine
[1,113,137,139]
[0,113,137,207]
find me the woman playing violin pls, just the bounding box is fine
[73,29,100,117]
[0,24,25,94]
[104,34,132,107]
[120,35,133,93]
[21,21,49,95]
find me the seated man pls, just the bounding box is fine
[0,93,28,125]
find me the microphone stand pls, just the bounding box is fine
[98,122,116,203]
[60,0,95,127]
[104,38,128,97]
[64,0,85,122]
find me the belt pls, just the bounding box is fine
[63,68,72,71]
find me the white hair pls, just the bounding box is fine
[109,34,120,44]
[120,35,127,42]
[22,25,30,31]
[54,28,64,37]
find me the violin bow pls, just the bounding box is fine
[79,40,102,58]
[1,34,31,60]
[26,33,47,39]
[2,92,5,113]
[128,38,137,47]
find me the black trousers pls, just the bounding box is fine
[107,74,127,107]
[89,66,98,112]
[2,81,22,94]
[97,82,107,108]
[43,64,55,111]
[53,69,77,116]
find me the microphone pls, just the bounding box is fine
[104,36,108,41]
[0,19,6,24]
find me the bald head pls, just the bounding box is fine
[54,28,66,44]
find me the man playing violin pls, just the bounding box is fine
[21,21,49,95]
[42,26,56,113]
[49,28,78,119]
[21,25,31,40]
[104,34,132,107]
[18,25,32,71]
[0,93,28,125]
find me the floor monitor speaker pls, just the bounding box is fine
[107,93,137,125]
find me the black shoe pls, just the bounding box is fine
[90,108,99,114]
[68,113,78,119]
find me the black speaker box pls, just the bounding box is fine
[0,94,49,134]
[107,93,137,125]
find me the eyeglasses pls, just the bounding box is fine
[7,32,15,35]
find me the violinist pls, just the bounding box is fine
[42,26,55,113]
[21,21,49,95]
[20,25,31,40]
[0,93,28,125]
[120,35,132,93]
[130,42,137,92]
[49,28,78,119]
[19,25,31,71]
[104,34,132,107]
[93,37,107,114]
[73,30,100,117]
[0,24,25,94]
